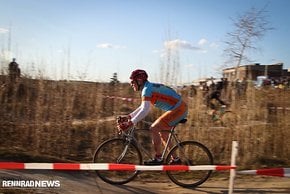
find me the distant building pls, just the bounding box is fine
[222,63,290,81]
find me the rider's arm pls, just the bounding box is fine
[129,106,142,118]
[130,100,151,125]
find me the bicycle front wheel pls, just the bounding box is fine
[166,141,213,188]
[93,138,142,185]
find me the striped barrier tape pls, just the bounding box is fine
[0,162,235,171]
[0,141,239,194]
[269,106,290,111]
[238,168,290,177]
[104,95,137,102]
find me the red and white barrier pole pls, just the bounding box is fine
[238,168,290,177]
[0,140,239,192]
[0,162,235,171]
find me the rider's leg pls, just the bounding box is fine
[150,121,170,157]
[150,101,188,158]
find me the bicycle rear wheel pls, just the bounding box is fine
[166,141,213,188]
[93,138,142,185]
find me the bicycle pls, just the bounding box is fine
[93,118,214,188]
[211,105,238,127]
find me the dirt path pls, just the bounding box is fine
[0,170,289,193]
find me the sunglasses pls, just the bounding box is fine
[130,80,137,85]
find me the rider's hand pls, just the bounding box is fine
[117,120,133,131]
[116,115,131,124]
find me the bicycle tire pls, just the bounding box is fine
[166,141,213,188]
[93,138,142,185]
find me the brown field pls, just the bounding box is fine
[0,75,289,170]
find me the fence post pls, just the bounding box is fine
[228,141,238,194]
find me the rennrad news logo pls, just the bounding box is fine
[1,179,61,188]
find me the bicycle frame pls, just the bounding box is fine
[160,125,183,160]
[120,126,152,161]
[120,124,183,161]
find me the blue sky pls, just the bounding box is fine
[0,0,289,83]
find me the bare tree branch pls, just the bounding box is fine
[223,5,274,79]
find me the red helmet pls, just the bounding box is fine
[129,69,148,81]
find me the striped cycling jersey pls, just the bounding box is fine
[141,81,182,111]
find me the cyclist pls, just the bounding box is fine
[117,69,188,165]
[205,79,226,121]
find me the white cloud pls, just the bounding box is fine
[96,43,126,49]
[164,39,201,51]
[209,42,219,48]
[158,39,208,59]
[198,38,208,46]
[0,28,9,34]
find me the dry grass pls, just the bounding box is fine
[0,76,289,169]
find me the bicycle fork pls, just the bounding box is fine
[116,132,134,163]
[116,142,130,163]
